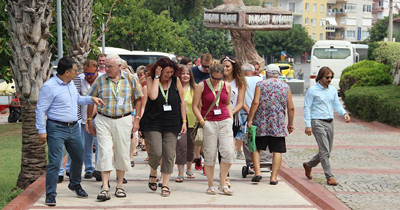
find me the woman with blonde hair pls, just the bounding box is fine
[192,63,235,195]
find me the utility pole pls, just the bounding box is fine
[56,0,63,61]
[388,0,393,42]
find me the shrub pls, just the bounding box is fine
[372,42,400,71]
[345,85,400,127]
[367,42,380,61]
[339,60,392,98]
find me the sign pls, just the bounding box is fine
[357,27,361,41]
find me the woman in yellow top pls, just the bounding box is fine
[175,65,197,182]
[287,67,295,80]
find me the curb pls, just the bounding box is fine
[279,165,350,210]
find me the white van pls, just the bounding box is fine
[104,47,177,71]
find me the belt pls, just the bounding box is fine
[318,119,333,123]
[48,119,78,127]
[98,112,131,119]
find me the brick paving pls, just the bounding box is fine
[286,96,400,210]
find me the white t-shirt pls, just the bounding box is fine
[79,72,103,123]
[242,76,263,113]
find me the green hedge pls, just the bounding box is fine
[339,60,392,98]
[344,85,400,127]
[372,42,400,71]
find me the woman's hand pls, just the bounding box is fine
[200,120,206,127]
[288,124,294,134]
[180,123,187,135]
[247,120,253,129]
[155,66,162,77]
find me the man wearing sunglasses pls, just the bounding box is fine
[192,53,213,84]
[78,60,103,180]
[303,66,350,186]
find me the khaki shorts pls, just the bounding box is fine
[203,118,235,166]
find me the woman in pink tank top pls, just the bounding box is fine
[192,63,235,195]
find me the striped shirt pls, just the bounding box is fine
[88,70,143,116]
[73,75,82,120]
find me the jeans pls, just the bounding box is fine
[58,120,82,175]
[81,123,95,173]
[46,120,84,196]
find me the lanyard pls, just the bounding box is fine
[206,79,222,108]
[109,79,121,99]
[184,86,191,102]
[159,82,169,104]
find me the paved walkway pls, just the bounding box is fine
[284,96,400,210]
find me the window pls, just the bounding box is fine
[346,30,356,38]
[305,3,309,10]
[378,1,383,7]
[363,5,372,12]
[341,4,357,12]
[313,3,317,11]
[320,18,325,27]
[362,31,370,39]
[312,33,316,41]
[320,33,324,40]
[312,18,317,26]
[305,18,309,25]
[321,4,325,12]
[289,2,296,12]
[313,48,351,59]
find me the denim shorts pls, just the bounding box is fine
[235,112,248,141]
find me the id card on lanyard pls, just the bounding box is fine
[206,79,222,115]
[159,82,172,112]
[110,79,124,107]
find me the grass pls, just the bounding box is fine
[0,123,22,209]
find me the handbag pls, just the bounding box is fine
[246,125,257,153]
[191,81,224,146]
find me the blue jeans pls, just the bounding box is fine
[46,120,84,196]
[58,120,82,175]
[81,123,95,173]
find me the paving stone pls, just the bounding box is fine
[335,194,400,210]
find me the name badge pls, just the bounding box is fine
[163,104,172,112]
[214,109,222,115]
[117,98,125,107]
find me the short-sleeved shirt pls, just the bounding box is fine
[253,78,290,137]
[192,66,210,84]
[88,70,143,116]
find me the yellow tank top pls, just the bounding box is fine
[184,87,196,128]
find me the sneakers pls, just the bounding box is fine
[92,170,102,181]
[194,158,202,170]
[327,178,339,186]
[57,176,64,183]
[236,151,245,160]
[68,184,88,198]
[84,172,93,179]
[45,194,56,206]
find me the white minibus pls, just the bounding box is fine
[310,40,358,90]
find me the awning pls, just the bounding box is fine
[326,17,337,26]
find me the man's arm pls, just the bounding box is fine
[36,85,54,143]
[303,88,314,136]
[333,88,350,123]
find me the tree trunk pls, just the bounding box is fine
[230,29,265,68]
[63,0,94,72]
[7,0,53,189]
[394,58,400,85]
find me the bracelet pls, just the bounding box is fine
[200,119,205,124]
[136,116,141,120]
[182,120,187,123]
[86,118,92,121]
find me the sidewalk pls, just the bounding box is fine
[6,95,351,210]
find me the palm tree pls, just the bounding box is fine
[63,0,93,71]
[7,0,54,189]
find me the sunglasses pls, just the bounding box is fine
[211,75,224,80]
[84,72,96,76]
[202,65,210,69]
[325,76,334,80]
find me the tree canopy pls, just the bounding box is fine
[367,12,400,43]
[253,24,314,57]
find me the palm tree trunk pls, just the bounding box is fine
[7,0,53,189]
[63,0,93,72]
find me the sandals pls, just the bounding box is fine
[225,181,232,188]
[186,171,195,179]
[161,186,170,197]
[175,176,184,183]
[133,152,138,156]
[97,189,111,201]
[115,187,126,198]
[218,185,234,195]
[144,157,149,162]
[148,175,157,191]
[130,161,135,167]
[206,187,216,195]
[251,175,262,182]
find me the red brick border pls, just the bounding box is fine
[278,165,350,210]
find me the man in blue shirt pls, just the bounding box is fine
[36,57,104,206]
[303,67,350,186]
[192,53,212,84]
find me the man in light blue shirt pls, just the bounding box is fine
[36,57,104,206]
[303,67,350,186]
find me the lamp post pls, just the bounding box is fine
[388,0,393,42]
[56,0,63,61]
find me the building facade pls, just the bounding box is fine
[372,0,400,24]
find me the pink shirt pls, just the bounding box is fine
[201,80,230,121]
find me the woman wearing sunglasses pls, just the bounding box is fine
[192,63,234,195]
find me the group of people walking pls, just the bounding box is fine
[36,52,350,206]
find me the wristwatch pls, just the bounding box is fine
[155,75,160,79]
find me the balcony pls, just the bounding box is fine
[326,26,336,32]
[372,7,384,13]
[327,0,336,4]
